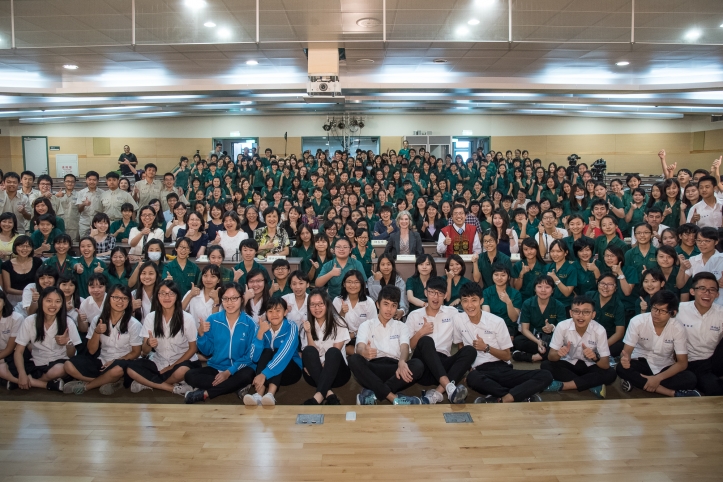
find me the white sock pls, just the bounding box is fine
[445,382,456,398]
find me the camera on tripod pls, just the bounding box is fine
[591,158,607,182]
[566,154,581,179]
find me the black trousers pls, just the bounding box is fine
[301,346,351,394]
[184,366,256,399]
[615,358,697,391]
[348,355,424,400]
[467,361,553,401]
[608,339,624,358]
[513,335,549,360]
[540,359,617,391]
[411,336,477,386]
[256,348,302,388]
[686,338,723,396]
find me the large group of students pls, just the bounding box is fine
[0,143,721,405]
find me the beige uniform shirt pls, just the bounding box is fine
[100,188,138,222]
[0,191,31,234]
[160,187,188,212]
[135,179,163,208]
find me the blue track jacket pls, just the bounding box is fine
[252,318,302,379]
[197,311,257,375]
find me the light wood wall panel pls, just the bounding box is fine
[259,137,302,159]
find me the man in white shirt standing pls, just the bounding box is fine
[540,295,617,398]
[676,227,723,306]
[687,175,723,229]
[616,290,699,397]
[453,283,552,403]
[407,277,476,404]
[348,285,424,405]
[677,272,723,396]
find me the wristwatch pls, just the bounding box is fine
[483,345,491,353]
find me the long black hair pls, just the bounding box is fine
[109,246,131,279]
[0,289,13,318]
[412,253,438,278]
[34,286,68,342]
[199,264,222,290]
[133,261,160,319]
[57,274,81,309]
[244,268,270,318]
[339,270,368,301]
[376,253,398,287]
[307,288,347,342]
[152,280,185,338]
[98,284,134,336]
[311,232,333,264]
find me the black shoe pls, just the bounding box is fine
[303,397,320,405]
[325,394,341,405]
[46,379,64,392]
[512,350,533,363]
[474,396,502,403]
[7,381,18,390]
[184,389,206,404]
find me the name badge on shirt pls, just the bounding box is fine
[442,317,452,323]
[710,326,720,332]
[389,334,399,340]
[664,338,674,344]
[360,314,367,318]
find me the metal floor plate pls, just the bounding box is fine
[443,412,473,423]
[296,414,324,425]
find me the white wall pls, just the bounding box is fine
[3,113,711,139]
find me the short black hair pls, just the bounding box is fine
[650,290,679,314]
[571,295,595,309]
[459,282,484,299]
[691,271,718,287]
[377,284,401,306]
[699,226,719,241]
[425,276,447,294]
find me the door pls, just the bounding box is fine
[23,136,49,176]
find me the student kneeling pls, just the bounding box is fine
[455,283,552,403]
[616,290,700,397]
[540,295,617,399]
[348,285,425,405]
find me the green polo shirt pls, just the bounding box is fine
[675,245,700,260]
[443,275,470,306]
[318,257,367,299]
[545,261,578,308]
[597,262,641,312]
[31,228,63,254]
[477,251,512,289]
[654,199,681,228]
[234,260,271,286]
[195,265,234,285]
[593,234,630,257]
[586,290,626,338]
[106,266,131,287]
[311,198,330,216]
[519,296,567,334]
[161,259,200,295]
[406,275,428,311]
[624,244,658,273]
[482,286,523,336]
[291,245,313,263]
[110,219,138,243]
[271,278,293,299]
[351,246,375,279]
[29,217,65,234]
[511,259,548,299]
[76,257,107,299]
[44,255,79,279]
[562,235,592,261]
[574,261,598,296]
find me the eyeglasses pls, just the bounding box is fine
[110,296,129,302]
[426,290,445,297]
[222,296,241,302]
[570,309,593,316]
[158,291,177,298]
[696,238,714,244]
[651,307,673,315]
[176,245,190,250]
[345,280,361,285]
[309,302,325,308]
[635,231,651,236]
[694,287,719,295]
[598,282,616,289]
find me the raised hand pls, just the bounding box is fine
[243,288,255,304]
[94,264,105,273]
[364,339,378,360]
[373,270,383,281]
[690,208,700,224]
[444,236,452,246]
[419,317,434,336]
[95,319,107,334]
[55,328,70,346]
[663,206,672,218]
[198,319,211,336]
[340,301,350,316]
[30,288,39,304]
[189,283,200,298]
[658,149,666,160]
[557,341,572,358]
[620,350,631,370]
[472,334,488,351]
[75,264,84,274]
[639,297,648,313]
[147,329,158,348]
[678,254,692,271]
[303,320,311,333]
[542,319,553,334]
[581,343,596,360]
[209,288,220,304]
[132,298,142,311]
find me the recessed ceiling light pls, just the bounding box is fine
[475,0,496,7]
[184,0,205,8]
[456,26,469,36]
[218,28,231,38]
[356,58,375,63]
[63,64,78,70]
[684,28,702,41]
[356,18,381,28]
[720,23,723,28]
[246,60,258,65]
[616,61,630,66]
[433,58,448,64]
[468,19,480,25]
[204,21,216,27]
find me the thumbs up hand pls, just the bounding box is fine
[340,301,349,316]
[581,343,596,361]
[364,339,378,360]
[30,287,39,303]
[55,328,70,346]
[557,341,572,358]
[639,297,648,313]
[472,334,488,351]
[209,288,220,304]
[542,318,554,334]
[419,317,434,336]
[679,254,692,271]
[132,298,142,311]
[95,319,107,334]
[94,264,105,273]
[243,287,255,304]
[189,283,200,298]
[330,263,342,277]
[621,350,631,370]
[269,280,279,294]
[147,329,158,348]
[303,320,311,333]
[198,319,211,336]
[691,208,700,224]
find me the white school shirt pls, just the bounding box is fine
[79,294,107,327]
[684,252,723,306]
[453,311,512,368]
[538,229,569,255]
[623,314,688,375]
[676,301,723,362]
[87,315,143,365]
[249,298,264,324]
[332,296,377,334]
[407,305,458,357]
[218,230,249,261]
[355,317,410,361]
[127,227,165,256]
[166,221,186,242]
[142,311,198,370]
[550,319,610,366]
[300,319,351,364]
[15,316,82,366]
[687,199,723,229]
[186,292,214,329]
[282,293,308,330]
[15,283,38,318]
[0,312,24,351]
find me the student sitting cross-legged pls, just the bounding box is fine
[300,288,351,405]
[407,276,476,404]
[348,285,425,405]
[616,290,700,397]
[126,280,203,396]
[540,295,617,399]
[184,282,258,404]
[243,297,303,406]
[454,282,552,403]
[63,284,143,395]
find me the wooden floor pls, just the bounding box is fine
[1,399,722,482]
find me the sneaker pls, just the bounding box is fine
[261,393,276,406]
[674,389,702,397]
[236,384,252,400]
[620,379,633,393]
[184,389,206,404]
[172,382,193,396]
[609,356,619,369]
[356,388,377,406]
[63,380,86,395]
[99,380,123,396]
[130,381,152,394]
[325,394,341,405]
[523,394,543,402]
[512,350,533,363]
[474,396,501,403]
[303,397,320,405]
[589,385,606,399]
[243,393,263,406]
[46,378,64,392]
[6,381,18,390]
[544,380,563,392]
[393,394,422,405]
[449,384,468,404]
[422,389,444,405]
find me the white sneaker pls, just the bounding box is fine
[99,380,123,395]
[423,389,444,404]
[243,393,262,406]
[63,380,86,395]
[261,393,276,406]
[172,382,193,396]
[130,381,152,393]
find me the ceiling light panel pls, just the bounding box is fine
[135,0,254,44]
[635,0,723,44]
